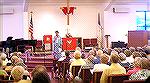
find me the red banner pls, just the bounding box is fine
[62,38,77,50]
[61,7,75,15]
[43,35,52,44]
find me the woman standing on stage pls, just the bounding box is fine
[53,31,62,59]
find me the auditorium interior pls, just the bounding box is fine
[0,0,150,83]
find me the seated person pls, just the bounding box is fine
[31,65,47,77]
[58,51,66,61]
[129,57,150,80]
[81,55,95,69]
[129,47,136,53]
[93,53,109,72]
[32,71,50,83]
[132,51,142,59]
[0,59,7,76]
[31,65,50,83]
[11,66,25,82]
[124,49,134,63]
[18,65,48,83]
[0,53,8,66]
[69,51,86,74]
[89,49,100,64]
[100,53,126,83]
[11,54,19,66]
[63,51,71,62]
[118,53,131,68]
[127,57,142,75]
[75,47,81,52]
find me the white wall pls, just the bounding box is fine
[104,4,148,48]
[0,5,3,41]
[2,5,24,40]
[27,4,103,40]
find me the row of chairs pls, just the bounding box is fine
[66,66,145,83]
[52,59,145,83]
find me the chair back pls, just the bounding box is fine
[108,74,130,83]
[57,61,63,74]
[0,75,4,80]
[1,80,14,83]
[62,62,70,77]
[92,71,103,83]
[123,80,145,83]
[80,68,92,83]
[36,40,43,47]
[72,65,81,78]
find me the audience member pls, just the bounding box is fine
[63,51,71,62]
[81,55,95,69]
[32,71,50,83]
[93,54,109,72]
[0,53,8,66]
[130,57,150,80]
[129,47,136,53]
[75,47,81,52]
[11,55,19,66]
[140,52,147,58]
[118,53,130,67]
[100,53,126,83]
[124,49,134,63]
[0,59,7,75]
[31,65,47,77]
[91,49,100,64]
[127,57,142,75]
[132,51,142,59]
[31,65,50,83]
[11,66,25,82]
[69,50,85,73]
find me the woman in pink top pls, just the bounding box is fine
[127,57,142,75]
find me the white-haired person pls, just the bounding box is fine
[127,57,142,75]
[129,57,150,80]
[0,53,8,66]
[93,53,110,72]
[75,47,81,52]
[100,53,126,83]
[69,50,86,78]
[0,59,7,76]
[11,66,25,82]
[70,51,86,71]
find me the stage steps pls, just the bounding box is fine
[21,55,54,72]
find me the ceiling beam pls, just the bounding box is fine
[104,0,113,11]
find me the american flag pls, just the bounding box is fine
[29,12,34,40]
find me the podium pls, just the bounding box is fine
[105,35,110,48]
[62,38,77,51]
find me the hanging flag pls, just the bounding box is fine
[29,12,34,40]
[61,7,76,15]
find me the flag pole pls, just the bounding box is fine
[66,0,70,34]
[29,11,34,40]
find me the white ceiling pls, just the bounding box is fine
[1,0,149,5]
[0,0,149,6]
